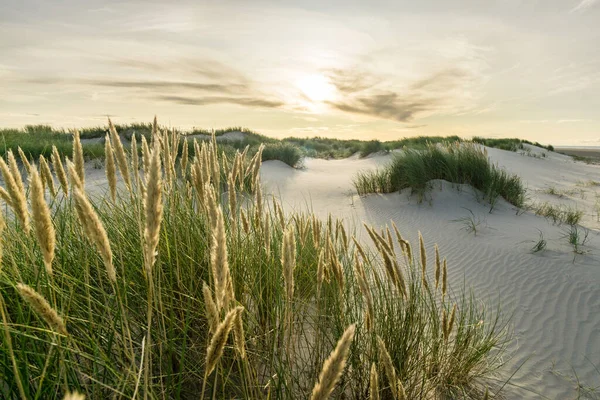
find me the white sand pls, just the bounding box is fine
[260,146,600,399]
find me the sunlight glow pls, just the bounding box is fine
[297,74,336,102]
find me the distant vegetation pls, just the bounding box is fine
[472,137,554,152]
[1,123,555,170]
[354,143,526,208]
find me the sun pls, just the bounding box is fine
[297,74,336,102]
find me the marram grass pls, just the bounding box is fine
[0,119,510,399]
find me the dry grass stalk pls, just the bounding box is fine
[141,135,151,173]
[264,216,271,254]
[354,256,374,331]
[241,209,250,234]
[444,304,457,341]
[282,226,296,302]
[434,245,441,290]
[51,146,69,195]
[254,180,263,225]
[7,150,26,196]
[204,306,243,376]
[72,130,85,187]
[202,282,219,333]
[0,208,5,266]
[180,138,188,176]
[108,119,131,190]
[69,165,115,283]
[29,165,55,275]
[162,130,173,185]
[329,247,345,293]
[396,380,406,400]
[0,155,29,233]
[232,306,246,359]
[309,324,356,400]
[17,283,67,335]
[274,198,285,229]
[442,258,448,300]
[17,147,31,173]
[370,363,379,400]
[211,207,232,311]
[352,236,367,262]
[131,134,139,190]
[442,309,448,341]
[0,186,12,206]
[419,232,428,290]
[204,183,218,230]
[316,250,326,294]
[143,143,163,277]
[377,336,398,399]
[105,135,117,202]
[39,155,57,198]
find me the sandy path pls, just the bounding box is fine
[260,148,600,399]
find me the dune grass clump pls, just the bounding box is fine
[261,142,303,167]
[0,119,509,399]
[472,137,554,152]
[531,202,583,225]
[0,126,104,160]
[354,142,526,208]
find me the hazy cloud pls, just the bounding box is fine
[330,93,431,122]
[26,78,247,94]
[571,0,598,12]
[157,95,283,108]
[326,66,481,122]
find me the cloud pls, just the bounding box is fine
[571,0,599,12]
[26,78,247,94]
[329,93,431,122]
[326,65,482,122]
[157,95,283,108]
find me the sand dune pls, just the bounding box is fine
[261,146,600,399]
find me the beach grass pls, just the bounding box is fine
[0,120,509,399]
[354,142,526,208]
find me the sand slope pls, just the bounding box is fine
[261,147,600,399]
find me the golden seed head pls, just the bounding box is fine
[309,324,356,400]
[205,306,243,376]
[72,130,85,187]
[17,147,31,173]
[108,119,131,190]
[51,145,69,195]
[0,156,29,233]
[17,283,67,336]
[105,135,117,202]
[210,207,232,311]
[202,282,219,334]
[143,142,163,277]
[29,164,55,275]
[370,363,379,400]
[377,336,398,399]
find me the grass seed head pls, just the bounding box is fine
[309,324,356,400]
[51,145,69,195]
[72,130,85,187]
[29,165,55,275]
[105,135,117,202]
[17,283,67,336]
[205,306,243,376]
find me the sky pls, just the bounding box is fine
[1,0,599,145]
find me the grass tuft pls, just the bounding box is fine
[354,143,526,209]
